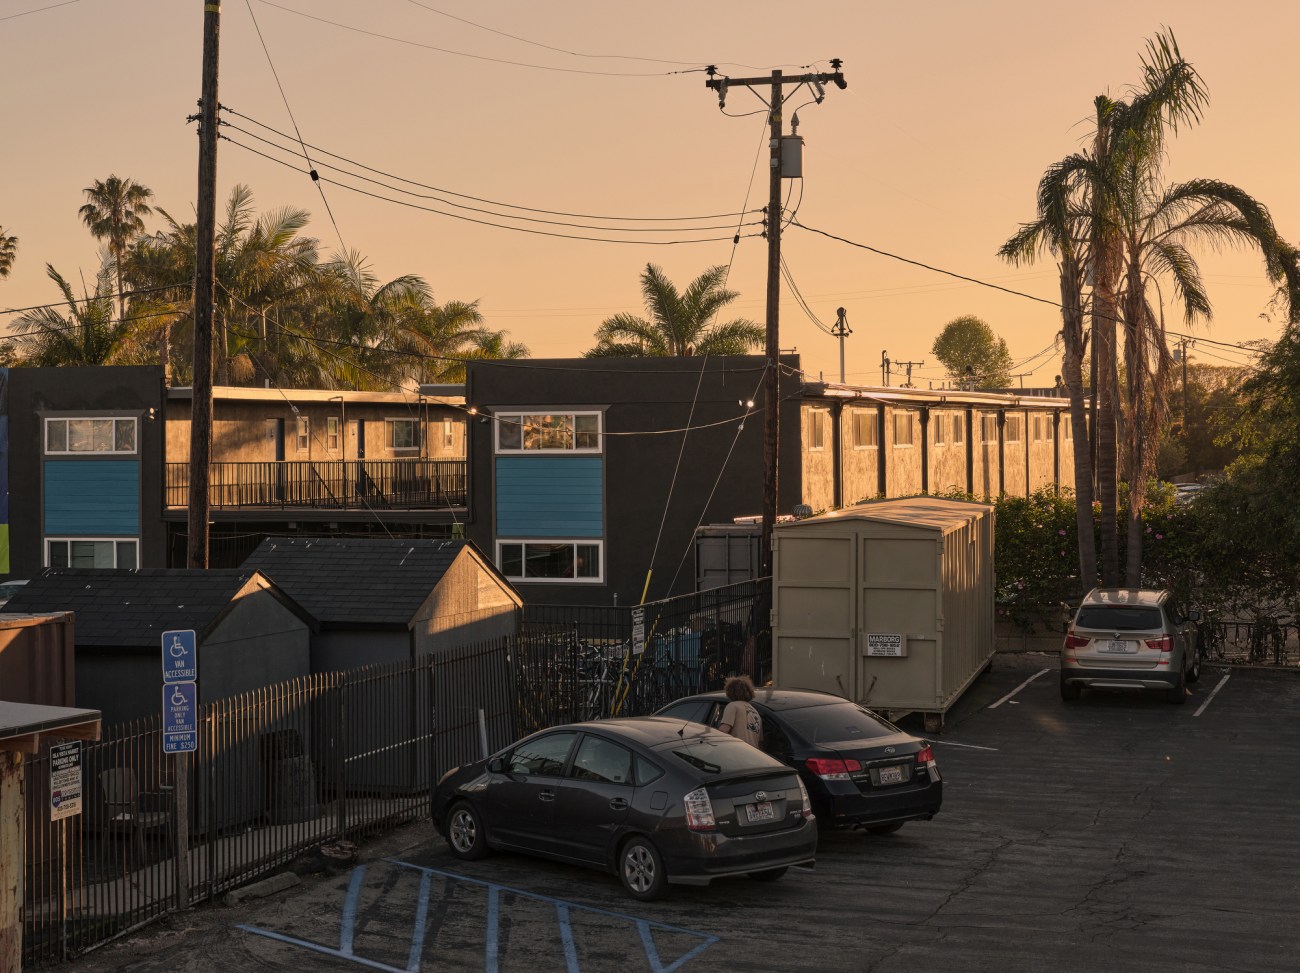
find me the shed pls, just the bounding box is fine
[0,612,76,709]
[772,497,995,731]
[1,570,314,727]
[242,536,522,672]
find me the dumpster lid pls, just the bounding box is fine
[780,496,992,533]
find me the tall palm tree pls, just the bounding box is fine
[9,261,127,365]
[79,175,154,322]
[0,227,16,279]
[1000,159,1098,593]
[586,263,762,357]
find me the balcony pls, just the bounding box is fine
[165,459,467,511]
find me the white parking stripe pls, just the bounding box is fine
[989,668,1051,709]
[1194,672,1231,717]
[930,740,999,751]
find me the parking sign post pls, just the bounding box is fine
[161,629,197,910]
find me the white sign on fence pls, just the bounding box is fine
[49,740,83,822]
[632,607,646,655]
[867,633,906,657]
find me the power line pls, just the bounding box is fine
[220,134,762,246]
[1,281,192,318]
[222,108,761,223]
[0,0,81,22]
[220,120,760,233]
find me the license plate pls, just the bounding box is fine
[745,801,774,822]
[1103,640,1136,653]
[878,766,905,785]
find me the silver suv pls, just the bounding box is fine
[1060,588,1201,704]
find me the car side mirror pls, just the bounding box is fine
[487,756,504,773]
[1188,610,1201,623]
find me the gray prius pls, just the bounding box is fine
[432,717,817,901]
[1060,588,1201,704]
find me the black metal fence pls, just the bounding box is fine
[21,640,516,969]
[515,579,771,731]
[1197,616,1300,666]
[164,459,467,510]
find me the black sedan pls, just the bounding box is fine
[431,717,817,901]
[657,689,942,834]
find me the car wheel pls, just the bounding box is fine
[619,836,668,901]
[1187,644,1202,684]
[445,801,489,860]
[867,822,904,835]
[1060,673,1081,701]
[748,866,788,882]
[1165,666,1187,705]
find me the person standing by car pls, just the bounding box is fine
[718,676,763,748]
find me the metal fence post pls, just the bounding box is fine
[335,674,347,839]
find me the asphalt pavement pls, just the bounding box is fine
[71,652,1300,973]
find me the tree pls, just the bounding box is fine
[586,264,762,357]
[79,175,154,323]
[931,315,1013,389]
[9,261,128,366]
[0,226,16,279]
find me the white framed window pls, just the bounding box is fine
[851,411,877,449]
[46,537,138,569]
[388,418,420,450]
[295,416,310,452]
[933,414,946,446]
[496,540,603,583]
[1005,415,1023,443]
[953,414,965,444]
[443,418,454,448]
[44,417,137,455]
[1045,416,1055,441]
[892,412,915,447]
[326,416,340,451]
[807,409,826,451]
[495,412,602,453]
[1064,419,1073,441]
[1031,415,1043,442]
[981,414,998,444]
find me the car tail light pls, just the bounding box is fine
[796,778,813,819]
[916,745,935,766]
[1145,635,1174,652]
[683,786,716,832]
[805,757,853,781]
[1064,632,1089,649]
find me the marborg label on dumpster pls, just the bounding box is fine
[867,633,905,657]
[50,740,83,821]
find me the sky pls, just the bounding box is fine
[2,0,1295,388]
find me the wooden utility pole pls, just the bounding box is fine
[705,61,846,575]
[188,0,220,571]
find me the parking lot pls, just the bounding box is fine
[77,653,1300,973]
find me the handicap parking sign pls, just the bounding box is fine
[163,681,198,753]
[162,629,197,682]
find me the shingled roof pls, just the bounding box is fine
[0,569,306,647]
[242,537,512,629]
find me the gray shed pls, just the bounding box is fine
[771,497,995,731]
[242,536,522,673]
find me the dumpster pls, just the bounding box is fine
[771,497,995,731]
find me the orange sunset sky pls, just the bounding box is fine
[3,0,1295,386]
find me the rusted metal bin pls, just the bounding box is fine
[772,497,994,731]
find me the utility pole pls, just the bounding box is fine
[895,360,925,389]
[706,61,846,576]
[188,0,220,572]
[881,351,891,386]
[831,307,851,383]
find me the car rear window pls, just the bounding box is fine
[664,737,784,776]
[1076,606,1163,631]
[781,702,895,745]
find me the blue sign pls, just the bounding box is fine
[162,682,198,753]
[162,629,197,683]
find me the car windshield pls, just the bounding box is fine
[781,702,896,745]
[667,738,781,776]
[1076,606,1162,631]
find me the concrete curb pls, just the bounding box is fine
[226,871,301,905]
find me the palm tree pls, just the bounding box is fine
[0,227,16,279]
[79,175,154,322]
[586,264,762,357]
[1000,159,1098,592]
[9,261,127,365]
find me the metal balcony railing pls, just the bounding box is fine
[165,459,468,510]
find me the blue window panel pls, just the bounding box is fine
[495,455,602,537]
[44,460,140,536]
